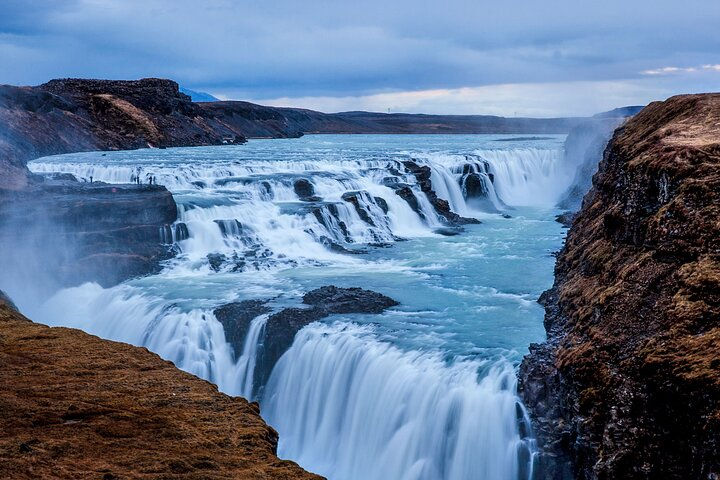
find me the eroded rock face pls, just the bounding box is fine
[214,286,399,395]
[214,300,272,359]
[341,191,376,226]
[0,304,322,479]
[520,94,720,479]
[0,181,177,289]
[302,285,399,313]
[401,160,480,226]
[294,178,320,201]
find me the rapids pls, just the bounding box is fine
[25,134,574,480]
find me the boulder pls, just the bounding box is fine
[293,178,316,200]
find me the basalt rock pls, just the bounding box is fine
[519,94,720,479]
[462,172,487,198]
[392,184,422,217]
[433,227,464,236]
[402,160,480,225]
[374,196,389,214]
[242,286,399,395]
[0,304,322,479]
[302,285,399,314]
[341,191,376,226]
[213,300,272,359]
[311,204,351,242]
[206,253,227,272]
[0,180,177,289]
[294,178,318,201]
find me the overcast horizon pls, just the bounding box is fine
[2,0,719,116]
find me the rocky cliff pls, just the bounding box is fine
[0,302,322,479]
[520,94,720,479]
[0,78,224,290]
[0,181,177,292]
[0,78,248,188]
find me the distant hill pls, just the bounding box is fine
[593,105,645,118]
[179,87,219,102]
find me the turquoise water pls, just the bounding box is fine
[28,134,570,480]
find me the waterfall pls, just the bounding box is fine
[25,139,569,480]
[473,149,572,207]
[32,283,264,399]
[263,323,536,480]
[234,314,269,399]
[414,148,572,210]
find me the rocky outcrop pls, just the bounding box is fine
[0,78,250,188]
[400,160,480,225]
[0,78,224,288]
[0,179,177,289]
[214,300,272,359]
[214,286,399,395]
[0,303,321,479]
[519,94,720,479]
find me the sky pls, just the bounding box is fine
[1,0,719,116]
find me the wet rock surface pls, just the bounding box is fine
[0,304,322,479]
[341,191,376,226]
[0,180,177,288]
[294,178,320,201]
[214,300,272,359]
[402,160,480,225]
[215,286,399,395]
[462,172,487,198]
[302,285,400,313]
[520,94,720,479]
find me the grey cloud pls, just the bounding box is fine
[0,0,719,105]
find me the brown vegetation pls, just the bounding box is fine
[520,94,720,479]
[0,303,322,479]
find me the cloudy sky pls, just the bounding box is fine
[1,0,719,116]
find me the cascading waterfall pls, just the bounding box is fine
[27,136,571,480]
[416,148,572,209]
[235,314,269,399]
[264,323,536,480]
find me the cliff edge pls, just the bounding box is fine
[520,94,720,479]
[0,302,322,479]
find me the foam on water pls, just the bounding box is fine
[25,134,570,480]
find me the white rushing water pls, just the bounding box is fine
[25,134,573,480]
[264,323,535,480]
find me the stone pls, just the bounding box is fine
[293,178,315,199]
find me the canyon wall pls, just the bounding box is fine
[520,94,720,479]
